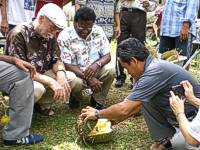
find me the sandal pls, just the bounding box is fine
[150,138,172,150]
[34,104,55,116]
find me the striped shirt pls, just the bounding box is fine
[160,0,199,37]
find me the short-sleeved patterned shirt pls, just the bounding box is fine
[5,23,60,74]
[57,25,110,70]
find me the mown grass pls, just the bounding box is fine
[0,40,200,150]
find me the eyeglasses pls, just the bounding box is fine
[76,23,93,32]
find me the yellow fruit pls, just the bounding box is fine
[1,115,10,125]
[87,119,113,143]
[161,49,178,60]
[166,55,179,62]
[149,49,158,58]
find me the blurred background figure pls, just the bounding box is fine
[34,0,72,16]
[159,0,199,63]
[115,0,159,88]
[0,0,36,35]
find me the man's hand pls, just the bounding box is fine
[56,71,71,99]
[115,25,121,39]
[48,79,66,100]
[14,58,36,78]
[84,63,99,80]
[180,22,190,41]
[181,80,195,102]
[1,18,9,36]
[81,106,98,121]
[140,0,150,9]
[87,77,103,93]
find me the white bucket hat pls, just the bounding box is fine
[38,3,67,29]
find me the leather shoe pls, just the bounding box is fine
[90,97,106,110]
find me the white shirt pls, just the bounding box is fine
[7,0,36,25]
[187,107,200,142]
[115,0,158,13]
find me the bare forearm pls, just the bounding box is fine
[0,55,16,64]
[1,0,7,20]
[177,113,199,145]
[64,64,85,79]
[114,13,120,28]
[96,54,111,67]
[189,97,200,107]
[99,100,141,120]
[33,72,55,86]
[52,60,66,74]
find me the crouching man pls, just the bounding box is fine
[81,38,199,150]
[58,7,115,109]
[5,3,72,116]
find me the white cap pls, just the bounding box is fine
[38,3,67,29]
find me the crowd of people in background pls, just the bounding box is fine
[0,0,200,149]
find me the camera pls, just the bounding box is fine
[171,84,185,98]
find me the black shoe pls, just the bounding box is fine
[69,96,80,109]
[115,79,125,88]
[90,97,105,110]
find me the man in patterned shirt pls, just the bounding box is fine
[58,7,115,109]
[75,0,121,42]
[159,0,199,62]
[5,3,72,116]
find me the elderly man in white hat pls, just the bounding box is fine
[5,3,73,117]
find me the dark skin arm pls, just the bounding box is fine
[64,54,110,92]
[64,63,103,92]
[84,54,111,80]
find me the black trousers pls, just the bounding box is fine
[116,8,146,81]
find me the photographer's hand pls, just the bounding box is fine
[170,91,185,116]
[181,80,200,107]
[181,80,195,101]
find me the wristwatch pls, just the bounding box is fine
[95,61,102,68]
[94,110,101,119]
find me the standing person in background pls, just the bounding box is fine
[159,0,199,61]
[0,0,36,35]
[75,0,121,42]
[115,0,158,88]
[34,0,72,17]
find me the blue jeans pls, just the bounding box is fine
[159,34,194,60]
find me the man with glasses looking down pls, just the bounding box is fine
[58,7,115,109]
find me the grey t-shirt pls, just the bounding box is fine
[128,56,200,120]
